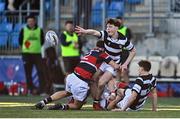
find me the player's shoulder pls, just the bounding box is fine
[151,75,157,81]
[135,77,144,84]
[136,77,143,81]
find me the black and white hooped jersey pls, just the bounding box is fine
[99,30,134,64]
[130,74,157,110]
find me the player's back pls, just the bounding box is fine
[74,49,111,81]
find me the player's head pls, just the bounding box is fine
[26,15,36,28]
[138,60,151,74]
[106,18,120,36]
[96,40,104,51]
[116,16,124,26]
[65,20,74,33]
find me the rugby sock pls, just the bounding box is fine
[61,104,69,110]
[93,100,100,103]
[43,97,52,104]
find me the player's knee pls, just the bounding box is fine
[117,89,124,97]
[73,103,83,109]
[98,81,106,89]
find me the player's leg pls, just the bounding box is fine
[35,90,72,109]
[48,99,84,110]
[93,71,113,110]
[96,71,112,99]
[112,88,131,111]
[90,70,103,99]
[107,94,123,110]
[35,74,72,109]
[48,73,89,110]
[67,99,84,109]
[107,78,117,101]
[93,62,116,110]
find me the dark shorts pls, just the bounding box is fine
[63,56,80,73]
[121,50,129,65]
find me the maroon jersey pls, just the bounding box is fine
[74,49,112,81]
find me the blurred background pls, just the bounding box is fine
[0,0,180,97]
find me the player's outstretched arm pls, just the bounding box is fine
[75,26,101,37]
[107,95,122,110]
[151,88,157,111]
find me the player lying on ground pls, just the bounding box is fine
[35,40,121,110]
[105,60,157,111]
[75,18,136,110]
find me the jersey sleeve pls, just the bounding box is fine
[99,52,112,64]
[132,78,143,94]
[123,40,134,51]
[151,77,157,89]
[98,30,108,40]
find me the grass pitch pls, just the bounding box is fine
[0,95,180,118]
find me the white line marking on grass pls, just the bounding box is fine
[1,103,180,111]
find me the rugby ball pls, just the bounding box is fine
[45,30,59,46]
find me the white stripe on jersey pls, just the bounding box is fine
[125,42,134,50]
[107,54,120,60]
[143,80,151,84]
[136,100,146,109]
[130,75,156,110]
[99,31,134,63]
[106,36,127,45]
[151,77,156,87]
[104,43,121,53]
[132,84,141,93]
[115,59,121,64]
[140,89,148,96]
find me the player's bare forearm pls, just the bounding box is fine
[107,95,122,110]
[85,29,101,37]
[151,88,157,111]
[75,26,101,37]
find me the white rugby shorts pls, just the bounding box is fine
[99,62,117,76]
[116,89,143,111]
[65,73,89,102]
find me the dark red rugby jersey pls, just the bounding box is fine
[74,49,112,81]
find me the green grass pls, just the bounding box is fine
[0,96,180,118]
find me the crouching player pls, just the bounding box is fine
[34,40,120,110]
[106,60,157,111]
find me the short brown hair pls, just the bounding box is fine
[96,40,104,48]
[65,20,73,25]
[106,18,120,27]
[26,15,36,21]
[138,60,151,72]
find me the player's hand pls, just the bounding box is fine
[121,63,128,73]
[111,108,123,112]
[114,65,120,71]
[109,92,116,101]
[75,26,86,36]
